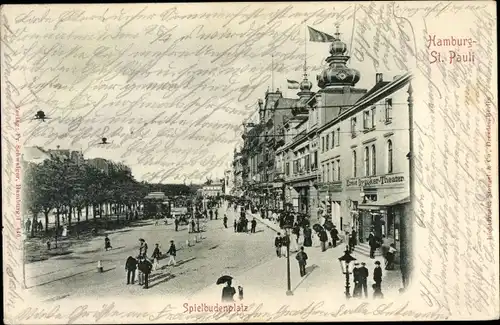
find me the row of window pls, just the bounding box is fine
[353,139,393,177]
[321,99,394,151]
[284,151,319,176]
[321,159,341,182]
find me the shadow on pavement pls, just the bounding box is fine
[102,266,117,273]
[292,264,319,293]
[176,257,196,266]
[148,273,176,288]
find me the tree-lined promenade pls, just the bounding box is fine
[23,156,195,239]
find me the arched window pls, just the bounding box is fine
[364,147,369,176]
[352,150,357,177]
[387,140,393,173]
[371,145,376,176]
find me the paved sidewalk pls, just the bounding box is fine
[190,209,403,303]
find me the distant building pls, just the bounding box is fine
[86,158,110,174]
[22,146,50,164]
[202,182,223,198]
[224,169,233,195]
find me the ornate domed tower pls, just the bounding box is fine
[297,68,313,98]
[317,25,361,89]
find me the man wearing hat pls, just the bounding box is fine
[359,262,369,298]
[352,262,361,297]
[167,240,177,266]
[373,260,383,297]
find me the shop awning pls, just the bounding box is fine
[358,192,409,210]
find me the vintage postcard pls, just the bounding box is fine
[1,1,498,323]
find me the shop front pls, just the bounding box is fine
[345,173,408,246]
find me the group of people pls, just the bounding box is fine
[352,260,384,299]
[123,238,178,289]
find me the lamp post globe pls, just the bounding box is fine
[338,249,356,299]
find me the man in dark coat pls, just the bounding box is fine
[125,256,137,285]
[373,260,383,298]
[359,262,369,298]
[250,218,257,233]
[209,209,213,220]
[330,226,339,248]
[174,218,179,231]
[234,219,237,232]
[295,246,308,277]
[215,209,218,220]
[191,219,196,233]
[137,258,153,289]
[319,230,328,252]
[274,233,282,258]
[223,215,228,228]
[352,263,361,297]
[368,231,378,259]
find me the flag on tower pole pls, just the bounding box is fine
[307,26,336,42]
[287,79,300,89]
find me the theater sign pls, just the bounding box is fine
[346,173,406,189]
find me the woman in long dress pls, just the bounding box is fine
[303,226,312,247]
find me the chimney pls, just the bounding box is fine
[376,73,383,83]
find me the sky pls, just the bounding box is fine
[9,2,415,184]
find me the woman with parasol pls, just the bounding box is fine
[217,275,236,302]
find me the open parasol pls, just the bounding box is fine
[312,224,323,232]
[216,275,233,285]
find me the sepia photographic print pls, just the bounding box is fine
[1,1,498,323]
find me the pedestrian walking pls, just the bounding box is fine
[215,209,218,220]
[138,238,148,258]
[151,243,162,270]
[353,262,361,298]
[175,218,179,232]
[191,219,196,233]
[221,280,236,302]
[292,222,300,243]
[223,215,228,228]
[125,256,137,285]
[330,226,339,248]
[137,257,153,289]
[295,246,308,277]
[303,225,312,247]
[209,209,213,220]
[234,219,237,232]
[281,233,289,257]
[319,230,328,252]
[373,261,383,298]
[105,235,112,251]
[167,240,177,266]
[250,218,257,233]
[351,228,358,247]
[274,233,282,258]
[359,262,369,298]
[368,230,378,259]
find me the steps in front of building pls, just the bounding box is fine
[353,242,383,257]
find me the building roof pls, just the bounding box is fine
[355,81,391,103]
[275,97,298,110]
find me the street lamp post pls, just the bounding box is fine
[285,227,293,296]
[338,249,357,299]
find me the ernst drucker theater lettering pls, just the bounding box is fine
[346,174,405,188]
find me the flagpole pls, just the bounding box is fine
[271,54,275,91]
[348,4,357,61]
